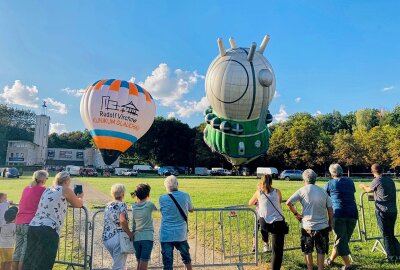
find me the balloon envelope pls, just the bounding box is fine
[80,79,156,165]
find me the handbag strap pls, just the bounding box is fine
[168,194,188,223]
[262,190,286,221]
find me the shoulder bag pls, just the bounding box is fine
[262,191,289,235]
[119,231,135,254]
[168,193,189,232]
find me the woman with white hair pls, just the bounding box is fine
[23,171,84,270]
[286,169,333,270]
[102,184,133,270]
[159,175,194,270]
[12,170,48,270]
[324,164,358,270]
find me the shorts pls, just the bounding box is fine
[133,240,154,262]
[161,241,191,270]
[0,248,14,264]
[333,218,357,256]
[301,227,329,255]
[13,224,29,262]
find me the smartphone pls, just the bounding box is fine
[74,185,83,195]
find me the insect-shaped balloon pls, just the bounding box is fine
[80,79,156,165]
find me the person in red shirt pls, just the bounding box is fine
[11,170,48,270]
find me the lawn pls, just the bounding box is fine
[1,175,399,269]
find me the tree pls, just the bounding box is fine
[355,109,380,130]
[384,105,400,127]
[356,126,392,168]
[283,113,321,168]
[314,131,334,173]
[388,127,400,169]
[333,130,364,176]
[316,111,348,134]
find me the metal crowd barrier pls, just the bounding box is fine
[50,191,400,270]
[90,207,258,270]
[55,206,90,270]
[359,190,400,254]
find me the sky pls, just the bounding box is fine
[0,1,399,134]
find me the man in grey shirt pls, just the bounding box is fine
[360,163,400,263]
[287,169,333,270]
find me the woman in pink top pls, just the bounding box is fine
[12,170,47,270]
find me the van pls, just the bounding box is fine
[65,165,81,176]
[256,167,279,179]
[133,165,153,171]
[194,167,209,176]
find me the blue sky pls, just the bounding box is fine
[0,1,399,133]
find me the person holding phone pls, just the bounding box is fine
[23,172,84,270]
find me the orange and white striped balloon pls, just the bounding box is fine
[80,79,156,165]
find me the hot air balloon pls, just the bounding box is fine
[203,35,276,166]
[80,79,156,165]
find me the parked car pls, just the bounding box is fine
[115,168,129,176]
[223,169,232,176]
[210,168,225,176]
[279,170,303,180]
[175,166,189,174]
[256,167,279,179]
[158,166,179,176]
[80,167,98,177]
[122,169,138,177]
[1,167,19,178]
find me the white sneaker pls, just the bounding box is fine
[263,243,270,252]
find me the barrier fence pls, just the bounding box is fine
[52,191,400,269]
[90,207,258,270]
[359,190,400,254]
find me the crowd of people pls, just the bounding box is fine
[0,163,398,270]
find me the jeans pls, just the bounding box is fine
[259,218,285,270]
[161,241,191,270]
[134,240,154,262]
[22,226,59,270]
[333,218,357,256]
[104,234,128,270]
[375,210,400,260]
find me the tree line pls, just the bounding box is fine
[1,104,399,174]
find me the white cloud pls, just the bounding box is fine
[314,110,322,116]
[62,87,85,97]
[274,105,289,123]
[274,91,280,98]
[0,80,39,108]
[139,63,205,106]
[44,98,68,114]
[175,96,210,118]
[167,112,176,119]
[128,77,136,83]
[295,97,301,103]
[382,86,395,92]
[49,123,68,134]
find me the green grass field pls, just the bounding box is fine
[1,175,399,269]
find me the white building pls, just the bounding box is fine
[6,141,39,166]
[5,103,120,168]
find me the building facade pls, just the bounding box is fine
[6,141,39,166]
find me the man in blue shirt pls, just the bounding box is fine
[324,164,358,270]
[159,175,193,270]
[360,163,400,263]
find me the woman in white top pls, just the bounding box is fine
[23,171,84,270]
[249,174,286,270]
[102,184,133,270]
